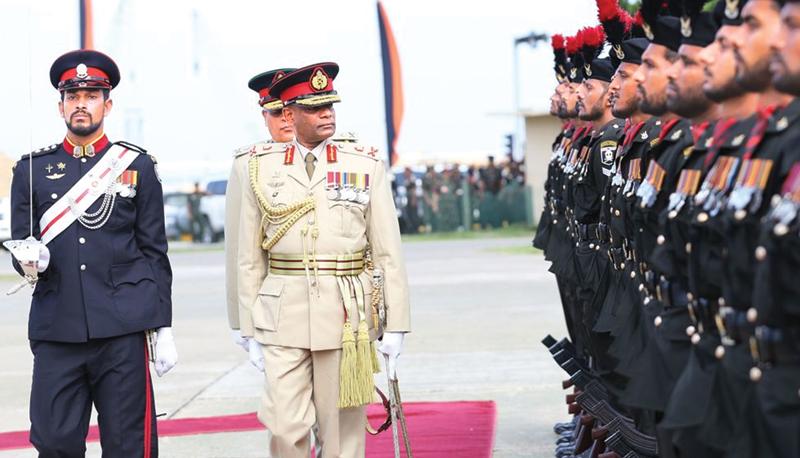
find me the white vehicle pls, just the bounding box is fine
[0,196,10,245]
[196,179,227,242]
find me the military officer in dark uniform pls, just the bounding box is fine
[748,3,800,456]
[9,49,176,457]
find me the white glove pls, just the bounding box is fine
[231,330,250,352]
[377,332,405,380]
[248,338,265,372]
[4,237,50,275]
[154,327,178,377]
[35,242,50,273]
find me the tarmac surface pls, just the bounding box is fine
[0,236,567,457]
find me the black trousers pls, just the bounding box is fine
[29,332,158,458]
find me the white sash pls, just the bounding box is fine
[39,144,139,245]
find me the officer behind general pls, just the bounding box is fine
[9,49,177,457]
[226,67,295,367]
[236,62,411,458]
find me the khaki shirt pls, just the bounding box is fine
[237,139,410,350]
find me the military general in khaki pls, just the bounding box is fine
[237,62,410,458]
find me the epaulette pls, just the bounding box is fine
[333,141,381,161]
[331,131,359,143]
[114,140,147,154]
[18,143,59,161]
[233,140,276,158]
[252,141,289,157]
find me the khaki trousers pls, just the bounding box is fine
[258,345,366,458]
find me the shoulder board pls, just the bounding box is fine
[233,140,275,158]
[252,141,289,157]
[333,141,381,161]
[114,140,147,154]
[608,122,625,138]
[18,143,59,161]
[331,131,359,143]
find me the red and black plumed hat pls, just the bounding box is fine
[552,34,569,84]
[566,32,585,83]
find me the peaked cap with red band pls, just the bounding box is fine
[268,62,341,107]
[49,49,121,91]
[248,68,295,111]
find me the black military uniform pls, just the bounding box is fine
[751,105,800,458]
[10,50,170,457]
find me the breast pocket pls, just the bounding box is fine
[327,200,367,237]
[254,279,284,331]
[106,193,137,229]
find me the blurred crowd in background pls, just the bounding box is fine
[393,155,529,234]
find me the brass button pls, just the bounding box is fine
[755,246,767,261]
[80,264,86,271]
[685,243,692,254]
[79,237,86,244]
[718,297,726,307]
[654,316,663,327]
[51,193,58,199]
[638,284,645,292]
[747,308,758,323]
[691,333,701,344]
[657,235,665,245]
[775,223,789,236]
[630,271,636,279]
[735,209,746,220]
[668,210,678,219]
[619,262,626,270]
[589,243,596,249]
[686,325,696,336]
[644,297,651,305]
[615,209,621,216]
[687,292,694,301]
[697,212,709,223]
[715,345,725,359]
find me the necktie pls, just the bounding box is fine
[305,153,316,179]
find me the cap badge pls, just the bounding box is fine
[76,63,88,79]
[310,69,328,91]
[725,0,739,20]
[681,16,691,38]
[584,64,592,77]
[570,67,577,80]
[642,22,654,41]
[272,71,285,85]
[777,117,788,131]
[613,44,625,60]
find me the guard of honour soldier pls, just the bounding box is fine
[8,49,410,457]
[537,0,800,457]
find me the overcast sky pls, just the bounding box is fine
[0,0,598,185]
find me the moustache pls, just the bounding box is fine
[70,111,92,121]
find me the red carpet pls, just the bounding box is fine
[0,400,496,457]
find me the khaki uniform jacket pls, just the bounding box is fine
[237,139,410,350]
[226,141,272,330]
